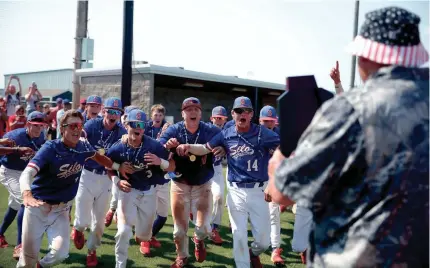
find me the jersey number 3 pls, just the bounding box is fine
[246,159,258,172]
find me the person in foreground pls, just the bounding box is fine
[106,109,175,267]
[267,6,429,268]
[16,110,132,268]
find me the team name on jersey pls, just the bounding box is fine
[58,163,83,179]
[133,161,153,179]
[230,144,255,159]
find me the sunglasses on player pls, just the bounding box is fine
[62,123,83,130]
[128,121,145,129]
[106,109,121,116]
[233,108,253,114]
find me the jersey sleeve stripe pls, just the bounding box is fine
[27,162,40,172]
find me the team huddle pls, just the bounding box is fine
[0,94,286,268]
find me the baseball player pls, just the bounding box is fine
[0,134,39,252]
[208,106,228,245]
[0,111,46,260]
[259,105,284,266]
[158,97,221,268]
[144,104,172,248]
[183,96,280,268]
[16,109,129,268]
[71,97,130,267]
[106,109,175,267]
[105,105,139,227]
[81,95,102,123]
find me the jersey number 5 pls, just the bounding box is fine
[246,159,258,172]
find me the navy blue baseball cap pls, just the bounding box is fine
[104,97,123,111]
[56,98,63,104]
[27,111,46,125]
[63,99,71,105]
[182,97,202,110]
[211,106,227,118]
[259,105,277,121]
[233,96,253,110]
[124,106,139,115]
[86,95,102,105]
[126,109,147,122]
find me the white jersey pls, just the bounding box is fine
[6,94,20,116]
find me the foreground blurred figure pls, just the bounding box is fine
[268,6,429,268]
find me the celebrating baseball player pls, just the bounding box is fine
[16,109,128,268]
[159,97,222,268]
[208,106,228,245]
[258,105,284,266]
[81,95,102,123]
[0,111,46,259]
[144,104,172,248]
[106,109,175,267]
[71,97,132,267]
[105,105,139,227]
[183,96,280,268]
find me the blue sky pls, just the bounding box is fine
[0,0,428,91]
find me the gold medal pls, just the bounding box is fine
[98,148,105,155]
[189,154,196,162]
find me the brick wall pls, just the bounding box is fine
[80,73,154,114]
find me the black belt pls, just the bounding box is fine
[229,182,264,188]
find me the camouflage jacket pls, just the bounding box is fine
[275,66,429,267]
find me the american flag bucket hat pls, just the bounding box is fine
[346,6,428,67]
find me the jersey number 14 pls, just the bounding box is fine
[246,159,258,172]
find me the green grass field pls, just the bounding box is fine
[0,175,305,268]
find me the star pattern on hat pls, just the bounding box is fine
[360,6,421,46]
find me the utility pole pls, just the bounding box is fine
[350,0,360,89]
[120,0,134,107]
[72,1,88,109]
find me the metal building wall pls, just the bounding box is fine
[4,69,73,91]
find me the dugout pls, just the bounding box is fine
[77,64,285,123]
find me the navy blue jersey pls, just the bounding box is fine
[159,121,220,185]
[145,120,166,139]
[223,120,235,130]
[107,136,170,190]
[208,123,280,183]
[273,126,280,135]
[0,128,46,171]
[82,112,102,124]
[84,118,127,172]
[28,139,96,203]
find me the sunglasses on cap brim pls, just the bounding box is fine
[128,121,145,129]
[233,108,253,114]
[106,109,122,116]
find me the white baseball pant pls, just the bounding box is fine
[227,182,270,268]
[115,186,157,268]
[292,204,313,253]
[211,164,225,226]
[269,201,281,248]
[155,181,170,217]
[110,180,119,210]
[171,180,212,258]
[73,169,111,250]
[17,203,71,268]
[0,166,23,210]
